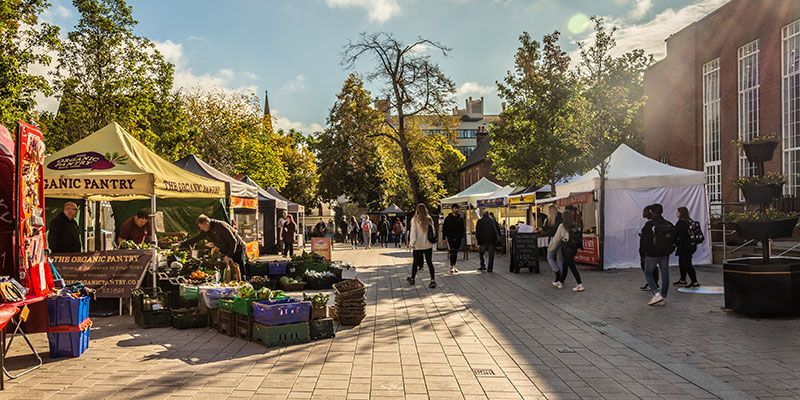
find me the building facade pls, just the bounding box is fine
[458,133,495,191]
[420,97,498,157]
[643,0,800,209]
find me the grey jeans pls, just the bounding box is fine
[645,256,670,298]
[547,248,563,273]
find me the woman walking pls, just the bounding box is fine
[348,216,359,249]
[406,204,437,289]
[544,204,563,285]
[282,214,297,258]
[554,210,584,292]
[674,206,700,287]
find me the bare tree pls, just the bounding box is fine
[342,32,456,207]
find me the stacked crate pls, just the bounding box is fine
[46,296,91,358]
[331,279,366,325]
[250,299,311,347]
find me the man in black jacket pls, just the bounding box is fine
[442,204,465,274]
[641,203,676,306]
[475,211,499,272]
[48,202,82,253]
[638,205,660,291]
[182,215,247,277]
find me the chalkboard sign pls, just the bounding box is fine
[510,232,539,274]
[52,250,152,298]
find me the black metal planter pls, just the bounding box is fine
[734,217,799,240]
[723,257,800,316]
[743,141,779,163]
[740,184,782,205]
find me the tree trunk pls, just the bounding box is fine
[597,162,606,270]
[397,114,423,206]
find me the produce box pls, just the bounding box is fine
[220,297,257,316]
[235,314,254,341]
[309,318,335,341]
[209,308,219,329]
[249,262,269,277]
[133,309,172,329]
[179,284,199,301]
[268,261,288,275]
[252,322,310,347]
[252,299,310,326]
[172,309,209,330]
[218,309,235,336]
[131,287,169,313]
[219,299,235,313]
[47,296,90,326]
[47,328,90,358]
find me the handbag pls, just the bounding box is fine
[427,224,437,243]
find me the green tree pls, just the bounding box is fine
[0,0,60,127]
[490,31,584,189]
[275,129,319,208]
[44,0,185,155]
[342,32,456,207]
[314,74,388,211]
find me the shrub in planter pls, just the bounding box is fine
[734,173,787,204]
[733,134,780,163]
[725,209,799,240]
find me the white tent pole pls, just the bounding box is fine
[150,193,157,288]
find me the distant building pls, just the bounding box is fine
[643,0,800,208]
[458,132,499,191]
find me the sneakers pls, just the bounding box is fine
[429,281,437,289]
[552,281,560,288]
[673,280,687,285]
[449,266,460,274]
[554,282,563,289]
[687,282,700,288]
[648,293,664,305]
[406,276,415,285]
[478,266,487,271]
[453,267,459,273]
[572,284,585,292]
[639,284,650,291]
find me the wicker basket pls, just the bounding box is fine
[335,288,365,301]
[311,305,328,320]
[333,279,364,294]
[281,281,307,291]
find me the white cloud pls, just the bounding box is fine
[455,82,495,97]
[573,0,731,61]
[626,0,653,21]
[53,4,71,18]
[153,40,257,94]
[271,109,323,134]
[325,0,401,23]
[280,74,308,93]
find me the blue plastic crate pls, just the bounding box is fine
[268,261,288,275]
[47,296,90,326]
[47,329,90,358]
[252,299,310,326]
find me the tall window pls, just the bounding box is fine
[703,58,722,207]
[783,20,800,195]
[738,40,760,184]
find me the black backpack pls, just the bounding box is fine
[563,227,583,251]
[651,220,677,255]
[688,219,705,245]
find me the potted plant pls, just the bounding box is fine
[725,208,799,240]
[734,172,787,204]
[733,134,780,163]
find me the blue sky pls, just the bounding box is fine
[40,0,730,133]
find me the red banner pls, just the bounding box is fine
[311,237,332,261]
[231,196,258,209]
[574,235,600,265]
[556,191,594,207]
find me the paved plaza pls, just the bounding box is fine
[3,245,800,400]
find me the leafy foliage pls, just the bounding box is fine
[274,129,319,209]
[0,0,61,127]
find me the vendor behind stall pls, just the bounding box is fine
[117,209,151,246]
[48,202,81,253]
[181,214,247,278]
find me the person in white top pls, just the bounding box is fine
[549,210,584,292]
[406,203,437,289]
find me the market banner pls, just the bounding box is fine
[508,193,536,205]
[557,191,594,207]
[52,250,152,298]
[231,196,258,209]
[477,197,505,208]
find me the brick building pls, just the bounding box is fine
[643,0,800,209]
[458,132,495,191]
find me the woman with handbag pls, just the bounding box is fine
[406,203,438,289]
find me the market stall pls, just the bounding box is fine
[265,187,305,247]
[538,144,711,269]
[44,122,227,293]
[441,177,501,249]
[239,175,288,255]
[174,155,260,260]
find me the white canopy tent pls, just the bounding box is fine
[441,177,501,207]
[541,144,711,269]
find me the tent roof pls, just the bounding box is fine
[44,122,226,200]
[240,175,288,209]
[265,187,304,213]
[174,154,258,199]
[378,204,405,215]
[441,177,502,206]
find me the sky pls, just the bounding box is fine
[38,0,731,134]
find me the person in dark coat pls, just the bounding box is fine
[475,211,500,272]
[378,215,390,247]
[48,202,82,253]
[674,206,699,287]
[182,214,247,276]
[282,215,298,257]
[638,205,659,291]
[442,204,465,274]
[641,203,676,306]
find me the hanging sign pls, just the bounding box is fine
[231,196,258,209]
[574,235,600,265]
[52,250,152,298]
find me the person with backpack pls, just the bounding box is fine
[361,216,372,249]
[347,216,359,249]
[475,211,500,272]
[674,206,701,287]
[442,204,465,274]
[553,210,584,292]
[641,203,676,305]
[407,204,437,288]
[378,215,390,247]
[639,205,660,291]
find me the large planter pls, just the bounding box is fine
[723,257,800,316]
[734,217,798,240]
[740,183,783,204]
[743,141,779,163]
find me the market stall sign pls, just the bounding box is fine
[45,175,153,196]
[510,232,539,273]
[508,194,536,205]
[231,196,258,209]
[574,235,599,265]
[52,250,152,298]
[310,237,332,261]
[477,197,505,208]
[245,240,259,261]
[557,191,594,207]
